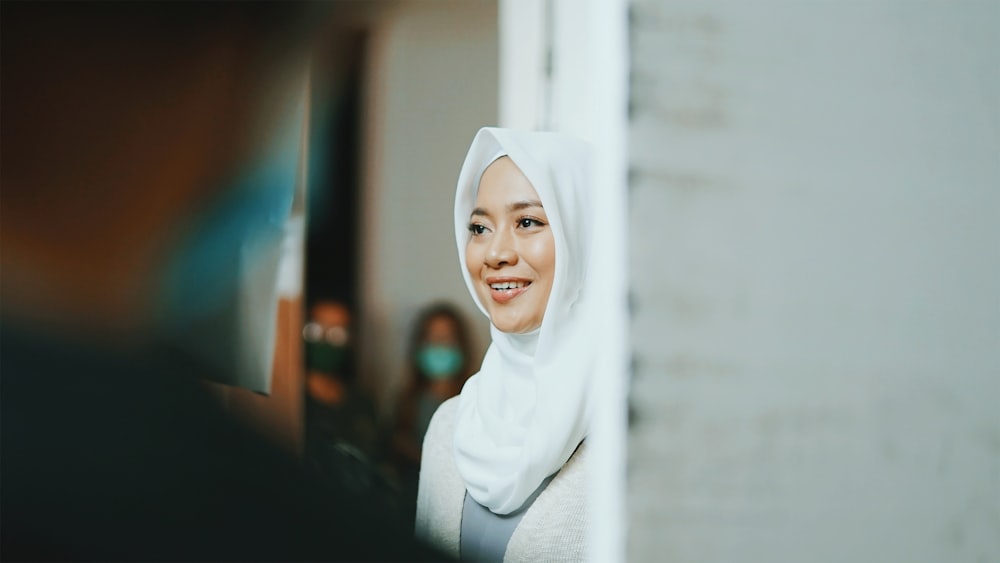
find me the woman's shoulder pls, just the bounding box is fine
[419,396,462,476]
[423,395,460,444]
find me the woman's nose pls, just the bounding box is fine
[485,230,517,268]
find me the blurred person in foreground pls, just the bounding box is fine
[0,3,442,560]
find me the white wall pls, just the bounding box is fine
[360,1,497,414]
[628,1,1000,561]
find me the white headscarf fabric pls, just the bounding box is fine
[452,127,598,515]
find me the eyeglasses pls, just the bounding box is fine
[302,322,350,346]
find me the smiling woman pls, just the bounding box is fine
[465,156,556,334]
[416,127,596,562]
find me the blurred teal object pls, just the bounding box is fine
[154,91,306,393]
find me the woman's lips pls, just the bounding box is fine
[487,279,532,304]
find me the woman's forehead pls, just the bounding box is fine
[426,314,458,334]
[474,156,545,209]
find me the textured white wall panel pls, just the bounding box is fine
[627,1,1000,561]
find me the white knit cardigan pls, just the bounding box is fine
[415,397,589,562]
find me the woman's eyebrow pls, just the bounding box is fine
[470,200,544,218]
[508,200,544,212]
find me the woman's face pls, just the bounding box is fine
[465,157,555,334]
[424,314,459,346]
[417,314,464,379]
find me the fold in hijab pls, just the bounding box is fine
[452,127,598,515]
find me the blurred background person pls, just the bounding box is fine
[389,302,476,521]
[302,298,379,465]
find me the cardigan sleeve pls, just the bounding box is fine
[415,396,463,559]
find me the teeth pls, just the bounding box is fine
[490,281,526,290]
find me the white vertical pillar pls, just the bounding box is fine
[557,2,630,561]
[501,0,630,560]
[498,0,548,129]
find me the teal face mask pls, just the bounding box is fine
[417,345,463,380]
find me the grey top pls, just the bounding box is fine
[460,475,554,562]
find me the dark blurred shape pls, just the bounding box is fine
[1,2,444,560]
[305,30,365,308]
[1,324,434,561]
[390,302,476,525]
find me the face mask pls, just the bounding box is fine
[306,342,348,374]
[417,345,463,380]
[152,87,306,393]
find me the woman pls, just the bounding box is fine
[393,302,475,468]
[416,128,597,562]
[301,298,381,460]
[391,302,475,524]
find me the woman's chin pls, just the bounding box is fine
[491,316,541,335]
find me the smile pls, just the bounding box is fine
[486,279,532,304]
[490,281,527,290]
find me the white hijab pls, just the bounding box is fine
[452,127,598,515]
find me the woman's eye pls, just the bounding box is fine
[518,217,545,229]
[468,223,487,235]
